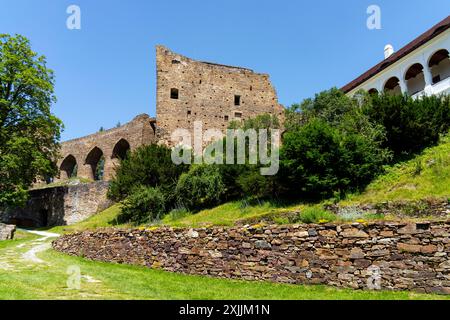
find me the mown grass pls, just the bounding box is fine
[0,232,447,300]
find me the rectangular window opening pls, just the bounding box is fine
[234,95,241,106]
[171,88,179,99]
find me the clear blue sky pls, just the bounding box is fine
[1,0,449,141]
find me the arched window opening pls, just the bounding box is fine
[428,49,450,84]
[60,155,77,180]
[368,88,379,95]
[112,139,131,160]
[405,63,425,95]
[384,77,401,94]
[85,147,104,181]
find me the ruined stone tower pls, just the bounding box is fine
[155,46,284,146]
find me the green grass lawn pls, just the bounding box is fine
[0,231,447,300]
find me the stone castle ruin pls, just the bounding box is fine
[1,46,285,227]
[155,46,284,146]
[56,114,157,182]
[56,46,284,183]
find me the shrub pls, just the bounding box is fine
[237,168,276,200]
[280,119,341,198]
[280,117,389,199]
[175,165,226,211]
[285,88,356,131]
[108,144,188,201]
[363,92,450,160]
[118,186,166,225]
[281,88,396,199]
[296,207,336,224]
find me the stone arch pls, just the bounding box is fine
[112,138,131,160]
[368,88,379,95]
[404,63,425,95]
[384,76,401,94]
[59,155,77,180]
[428,49,450,84]
[85,147,105,181]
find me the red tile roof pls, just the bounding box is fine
[341,15,450,93]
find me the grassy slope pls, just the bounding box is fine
[161,201,304,228]
[165,135,450,226]
[0,232,446,300]
[343,134,450,205]
[47,204,130,234]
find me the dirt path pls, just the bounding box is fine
[0,229,112,299]
[21,230,60,263]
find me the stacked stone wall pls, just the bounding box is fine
[53,221,450,294]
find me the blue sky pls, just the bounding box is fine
[1,0,449,141]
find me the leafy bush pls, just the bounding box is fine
[296,207,336,224]
[237,168,278,200]
[175,165,226,211]
[108,144,188,201]
[285,88,355,131]
[363,92,450,160]
[224,113,281,200]
[280,117,388,199]
[118,186,166,224]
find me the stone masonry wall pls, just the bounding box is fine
[0,223,16,240]
[53,221,450,294]
[1,182,112,227]
[156,46,285,146]
[57,114,156,182]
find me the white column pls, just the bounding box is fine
[399,77,408,94]
[423,63,434,95]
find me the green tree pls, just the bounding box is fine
[280,89,390,199]
[107,143,188,201]
[224,114,281,200]
[175,165,226,211]
[0,34,63,207]
[118,186,166,224]
[362,91,450,160]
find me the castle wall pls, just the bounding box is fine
[57,114,156,182]
[0,182,112,228]
[156,46,284,146]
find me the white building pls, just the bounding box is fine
[342,15,450,98]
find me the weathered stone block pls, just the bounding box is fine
[0,223,15,240]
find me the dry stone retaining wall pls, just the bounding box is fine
[53,220,450,294]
